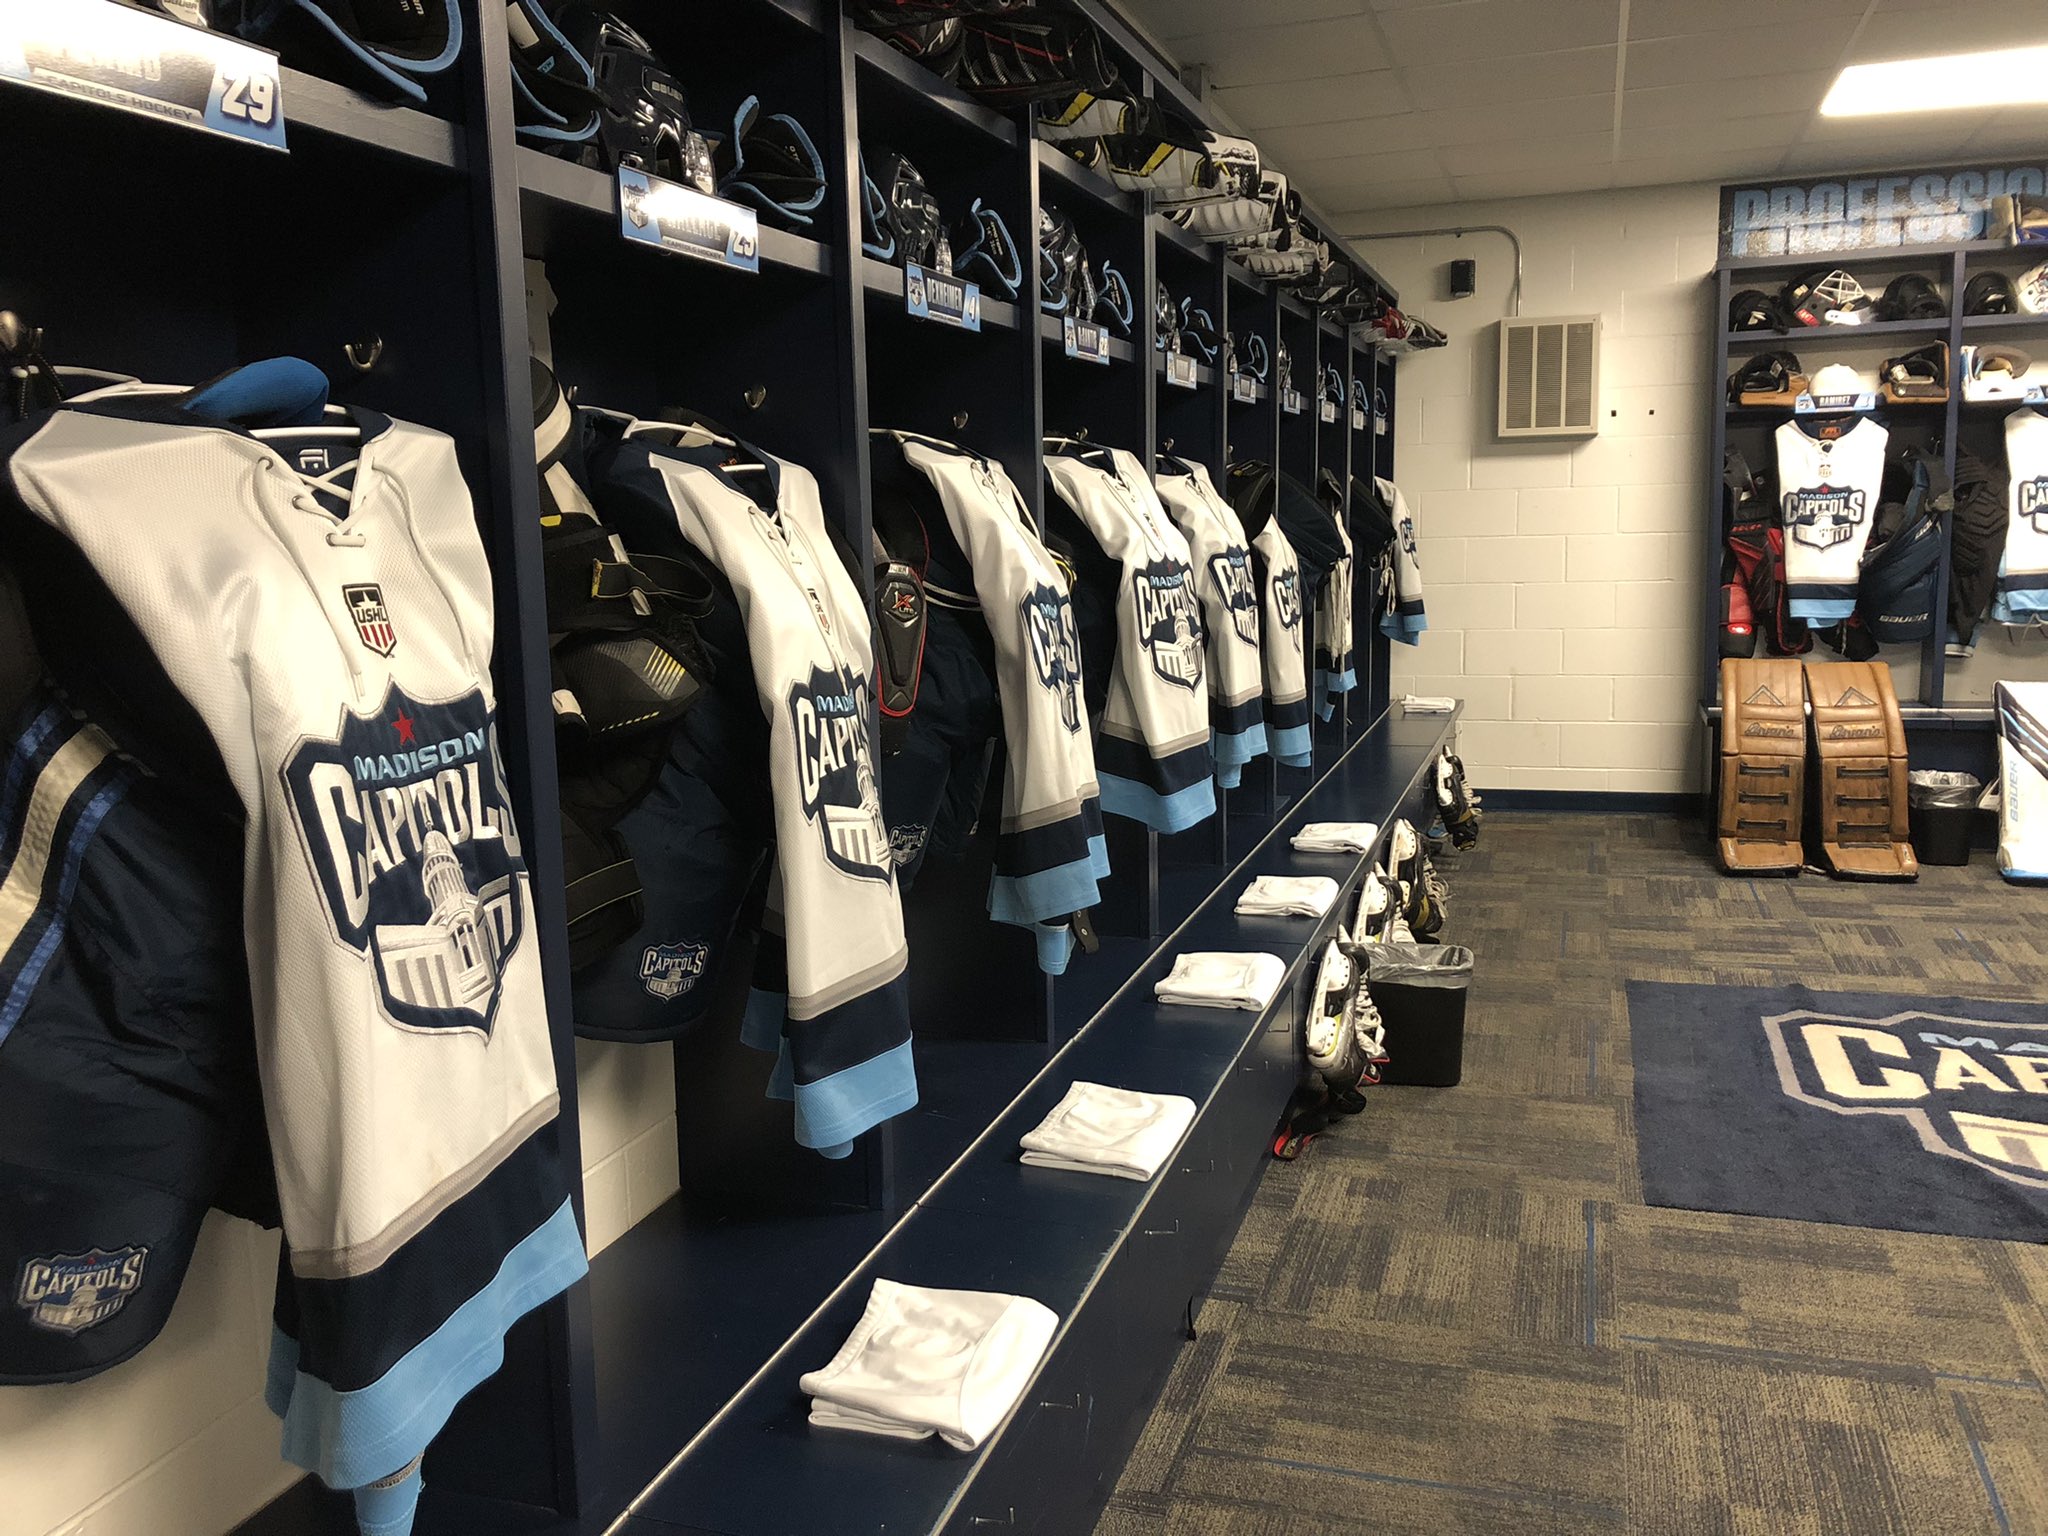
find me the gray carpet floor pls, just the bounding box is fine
[1094,812,2048,1536]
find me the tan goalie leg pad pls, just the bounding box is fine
[1805,661,1918,881]
[1718,658,1808,874]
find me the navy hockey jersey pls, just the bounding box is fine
[0,364,586,1536]
[882,434,1108,973]
[1044,447,1215,832]
[583,416,916,1155]
[1994,407,2048,622]
[1155,457,1267,788]
[1313,480,1356,720]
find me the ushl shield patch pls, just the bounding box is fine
[344,583,397,657]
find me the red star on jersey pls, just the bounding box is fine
[393,710,417,746]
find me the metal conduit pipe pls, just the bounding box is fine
[1349,224,1525,317]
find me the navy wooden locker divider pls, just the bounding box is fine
[0,2,1434,1531]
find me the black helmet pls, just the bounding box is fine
[214,0,461,104]
[1154,282,1180,354]
[1727,350,1805,402]
[508,4,712,190]
[1963,271,2017,315]
[1781,268,1872,326]
[1035,204,1092,316]
[863,148,947,269]
[1728,288,1779,331]
[1877,273,1946,321]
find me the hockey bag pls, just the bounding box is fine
[1995,681,2048,882]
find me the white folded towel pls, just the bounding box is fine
[1234,874,1341,917]
[801,1278,1058,1451]
[1019,1081,1198,1181]
[1401,694,1456,713]
[1153,950,1287,1010]
[1291,821,1380,853]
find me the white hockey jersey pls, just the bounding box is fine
[1376,476,1426,645]
[887,434,1108,973]
[585,419,915,1155]
[1313,485,1356,720]
[1776,417,1888,621]
[1994,407,2048,622]
[1155,457,1267,787]
[1250,514,1311,766]
[1044,447,1215,832]
[0,366,586,1536]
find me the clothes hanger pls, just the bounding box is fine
[627,413,770,474]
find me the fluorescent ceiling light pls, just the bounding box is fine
[1821,43,2048,116]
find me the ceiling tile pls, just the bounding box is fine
[1616,112,1810,161]
[1609,150,1785,188]
[1413,93,1615,148]
[1374,0,1622,66]
[1624,31,1848,90]
[1253,113,1452,164]
[1622,71,1834,128]
[1438,131,1615,177]
[1296,147,1451,206]
[1796,109,1996,147]
[1170,16,1393,87]
[1628,0,1866,39]
[1964,108,2048,155]
[1774,119,1999,173]
[1448,165,1618,202]
[1400,46,1618,106]
[1324,172,1461,210]
[1116,0,1368,43]
[1214,70,1413,128]
[1850,0,2048,61]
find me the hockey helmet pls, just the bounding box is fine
[1963,270,2017,315]
[1154,282,1180,353]
[1094,262,1134,337]
[715,98,827,231]
[2018,260,2048,316]
[951,197,1023,299]
[1781,268,1873,326]
[1036,203,1080,312]
[863,148,947,269]
[1728,288,1779,331]
[1179,300,1222,364]
[1241,333,1270,383]
[212,0,461,104]
[1274,336,1294,391]
[1806,362,1865,401]
[1877,272,1947,321]
[509,5,712,189]
[1880,342,1948,401]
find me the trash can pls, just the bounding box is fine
[1364,943,1473,1087]
[1908,771,1981,867]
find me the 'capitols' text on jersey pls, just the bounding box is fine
[1133,559,1203,689]
[1022,582,1084,732]
[790,668,891,880]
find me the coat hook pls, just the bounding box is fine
[952,410,970,431]
[743,384,768,411]
[344,335,383,373]
[1160,436,1175,454]
[0,311,27,355]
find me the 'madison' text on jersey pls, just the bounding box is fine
[0,365,586,1536]
[1775,417,1888,621]
[1995,408,2048,623]
[1044,447,1215,832]
[1156,458,1268,789]
[888,435,1107,974]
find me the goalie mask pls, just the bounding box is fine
[212,0,461,104]
[1781,267,1872,327]
[2018,261,2048,316]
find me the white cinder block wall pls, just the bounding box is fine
[3,1047,681,1535]
[1348,182,1719,793]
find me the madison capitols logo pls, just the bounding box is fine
[1132,558,1204,690]
[640,940,708,1002]
[1021,581,1083,733]
[16,1247,148,1335]
[284,686,526,1037]
[1783,483,1867,549]
[342,584,397,658]
[2021,476,2048,532]
[1271,566,1303,636]
[1207,547,1260,646]
[789,668,891,881]
[1764,1008,2048,1189]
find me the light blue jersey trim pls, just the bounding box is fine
[1033,922,1077,974]
[1216,761,1242,789]
[794,1037,919,1150]
[1269,723,1312,767]
[354,1467,423,1536]
[268,1200,588,1491]
[1381,614,1426,645]
[1097,773,1216,834]
[989,855,1104,928]
[740,988,787,1053]
[1788,599,1855,621]
[1213,722,1267,770]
